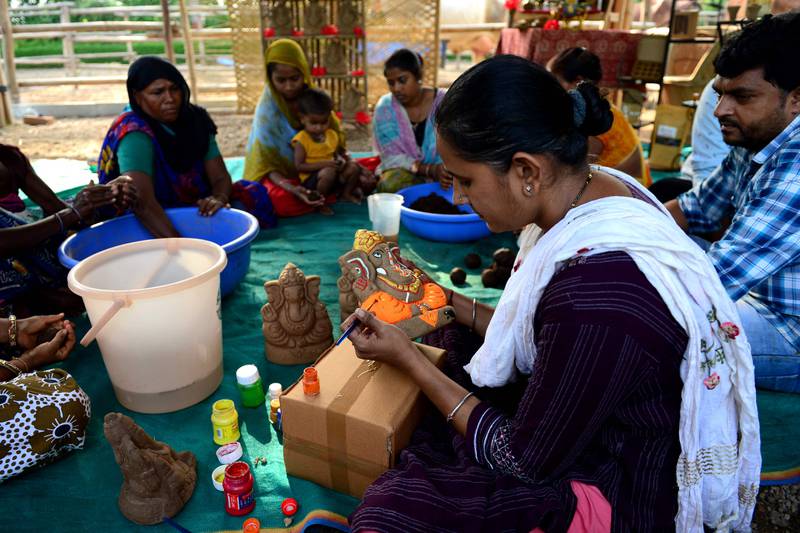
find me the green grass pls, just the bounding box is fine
[14,38,233,68]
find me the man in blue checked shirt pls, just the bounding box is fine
[665,12,800,393]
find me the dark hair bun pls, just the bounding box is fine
[574,81,613,137]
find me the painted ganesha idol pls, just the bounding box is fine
[338,230,455,338]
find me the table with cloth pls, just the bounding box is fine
[496,28,642,87]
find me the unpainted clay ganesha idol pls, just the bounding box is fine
[338,229,455,338]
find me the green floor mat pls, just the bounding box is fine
[0,202,513,532]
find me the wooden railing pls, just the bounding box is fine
[0,1,234,103]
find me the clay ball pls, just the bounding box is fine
[494,266,512,289]
[464,253,482,270]
[493,248,515,268]
[481,268,499,288]
[449,267,467,285]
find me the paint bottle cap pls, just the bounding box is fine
[236,364,261,386]
[216,441,243,464]
[212,464,226,491]
[268,382,283,399]
[242,518,261,532]
[281,497,299,516]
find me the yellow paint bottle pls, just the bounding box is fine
[211,399,240,445]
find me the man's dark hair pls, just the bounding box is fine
[297,87,333,115]
[715,12,800,93]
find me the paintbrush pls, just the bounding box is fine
[335,301,377,346]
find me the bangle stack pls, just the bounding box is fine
[7,314,17,347]
[69,205,84,225]
[446,391,475,424]
[470,298,477,332]
[54,212,66,234]
[0,357,27,376]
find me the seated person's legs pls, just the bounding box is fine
[737,299,800,393]
[313,166,338,196]
[306,169,336,215]
[340,161,363,203]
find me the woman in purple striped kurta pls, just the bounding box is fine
[345,57,690,533]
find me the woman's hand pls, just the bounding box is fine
[296,186,325,207]
[345,308,420,372]
[16,313,67,351]
[435,164,453,190]
[197,194,229,217]
[73,180,116,221]
[22,321,76,370]
[106,175,138,210]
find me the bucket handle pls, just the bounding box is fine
[80,296,131,347]
[78,239,180,346]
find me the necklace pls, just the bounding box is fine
[569,169,593,209]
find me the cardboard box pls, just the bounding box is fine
[649,104,694,170]
[282,339,446,498]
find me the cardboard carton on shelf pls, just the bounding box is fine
[281,339,446,498]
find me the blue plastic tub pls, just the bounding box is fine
[58,207,259,297]
[397,183,491,242]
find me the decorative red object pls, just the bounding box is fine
[504,0,521,10]
[311,66,327,77]
[281,497,299,516]
[335,111,344,119]
[263,27,276,38]
[543,19,560,30]
[354,26,365,38]
[355,111,371,125]
[321,24,339,36]
[721,322,740,339]
[291,28,304,37]
[350,69,365,77]
[703,372,720,390]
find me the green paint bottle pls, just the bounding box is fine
[236,364,265,408]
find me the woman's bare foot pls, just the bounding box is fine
[317,205,335,215]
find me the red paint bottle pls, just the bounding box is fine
[223,461,255,516]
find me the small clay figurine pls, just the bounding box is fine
[339,230,455,338]
[341,85,366,120]
[104,412,196,526]
[271,1,293,36]
[262,263,333,365]
[337,0,362,34]
[323,40,348,75]
[304,0,327,34]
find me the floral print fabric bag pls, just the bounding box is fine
[0,369,91,483]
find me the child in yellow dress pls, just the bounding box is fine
[292,88,363,212]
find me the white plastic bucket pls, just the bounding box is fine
[367,193,404,240]
[68,238,227,414]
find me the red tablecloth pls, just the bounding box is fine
[496,28,642,87]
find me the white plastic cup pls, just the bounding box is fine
[367,193,404,240]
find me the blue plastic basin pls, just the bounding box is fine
[397,183,491,242]
[58,207,259,297]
